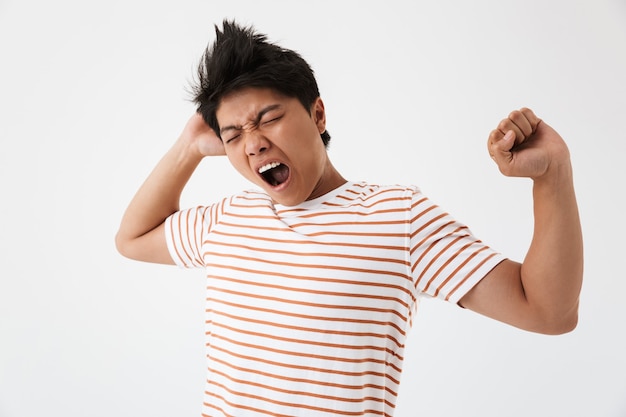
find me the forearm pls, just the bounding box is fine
[521,160,583,331]
[115,137,203,256]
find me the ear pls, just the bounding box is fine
[312,97,326,134]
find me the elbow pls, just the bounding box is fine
[541,314,578,335]
[114,232,133,260]
[534,303,580,335]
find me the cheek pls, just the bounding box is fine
[224,150,237,167]
[280,121,322,155]
[226,151,252,177]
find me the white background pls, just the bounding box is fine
[1,1,625,416]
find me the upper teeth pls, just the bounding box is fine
[259,162,281,174]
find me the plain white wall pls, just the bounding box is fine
[1,1,625,416]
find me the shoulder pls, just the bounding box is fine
[171,189,273,225]
[212,189,277,220]
[228,189,274,208]
[345,182,422,206]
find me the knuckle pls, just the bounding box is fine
[508,110,523,123]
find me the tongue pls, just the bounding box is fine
[270,164,290,185]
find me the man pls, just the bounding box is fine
[116,20,583,417]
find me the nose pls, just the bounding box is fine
[244,132,270,156]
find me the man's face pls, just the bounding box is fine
[216,87,342,206]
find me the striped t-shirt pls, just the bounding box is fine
[165,181,505,417]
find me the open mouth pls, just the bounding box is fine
[258,162,290,187]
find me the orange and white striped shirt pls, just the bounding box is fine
[165,182,505,417]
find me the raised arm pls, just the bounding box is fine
[459,108,583,335]
[115,113,224,264]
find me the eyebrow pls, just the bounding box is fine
[220,104,283,135]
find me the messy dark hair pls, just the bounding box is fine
[191,19,331,147]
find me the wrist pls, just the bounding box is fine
[532,159,575,200]
[173,134,206,166]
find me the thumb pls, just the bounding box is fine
[495,130,515,159]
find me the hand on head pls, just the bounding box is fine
[180,112,226,157]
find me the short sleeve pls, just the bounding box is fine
[164,205,214,268]
[408,187,506,304]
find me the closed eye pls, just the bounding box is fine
[262,116,282,126]
[224,133,241,144]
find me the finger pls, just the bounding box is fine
[487,128,504,161]
[508,109,533,139]
[519,107,542,132]
[497,117,525,146]
[489,127,517,163]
